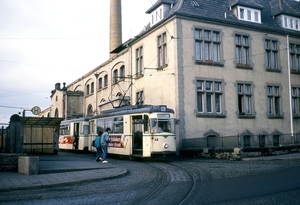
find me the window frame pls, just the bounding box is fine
[281,15,300,31]
[196,79,226,118]
[265,38,280,72]
[237,6,261,23]
[289,43,300,73]
[237,82,255,118]
[235,34,252,69]
[157,32,167,68]
[267,84,283,118]
[136,46,144,77]
[291,86,300,117]
[136,90,144,105]
[194,28,223,66]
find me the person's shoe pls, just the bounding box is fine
[96,158,100,162]
[102,160,108,163]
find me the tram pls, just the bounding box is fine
[59,117,90,151]
[89,105,177,158]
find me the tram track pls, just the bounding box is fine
[132,159,197,205]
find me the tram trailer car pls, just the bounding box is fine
[59,117,90,151]
[89,105,177,158]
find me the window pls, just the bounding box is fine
[86,84,90,95]
[91,82,94,93]
[238,6,261,23]
[267,85,281,117]
[235,34,250,67]
[55,96,58,101]
[87,104,93,116]
[120,65,125,80]
[292,87,300,116]
[158,33,167,67]
[273,135,280,147]
[99,77,102,89]
[259,135,265,147]
[289,43,300,72]
[113,69,118,84]
[104,75,108,87]
[265,39,278,70]
[195,29,221,63]
[237,83,253,116]
[136,90,144,105]
[282,15,300,31]
[136,46,143,76]
[196,80,223,115]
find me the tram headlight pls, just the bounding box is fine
[163,142,169,149]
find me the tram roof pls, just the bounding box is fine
[61,117,90,123]
[91,105,174,119]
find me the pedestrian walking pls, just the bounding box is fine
[53,129,59,155]
[95,131,103,162]
[101,128,111,163]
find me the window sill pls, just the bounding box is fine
[265,68,281,73]
[235,64,253,70]
[157,64,168,70]
[293,115,300,119]
[268,115,284,119]
[291,70,300,75]
[196,114,226,118]
[238,115,255,119]
[195,60,224,67]
[135,74,144,80]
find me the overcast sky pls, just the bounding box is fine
[0,0,153,125]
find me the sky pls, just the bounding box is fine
[0,0,154,126]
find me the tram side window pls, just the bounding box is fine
[97,119,105,134]
[113,117,123,133]
[105,118,114,133]
[60,124,70,135]
[83,125,89,135]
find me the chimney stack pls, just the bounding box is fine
[110,0,122,58]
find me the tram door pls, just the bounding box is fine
[73,123,79,149]
[132,115,143,156]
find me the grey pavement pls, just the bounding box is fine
[1,151,300,192]
[0,151,128,192]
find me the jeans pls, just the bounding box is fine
[102,145,108,161]
[96,147,103,159]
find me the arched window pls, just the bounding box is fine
[104,75,108,87]
[113,69,118,84]
[87,104,93,116]
[91,82,94,93]
[120,65,125,80]
[55,108,59,118]
[99,77,102,89]
[86,84,90,95]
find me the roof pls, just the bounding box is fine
[146,0,177,13]
[270,0,300,17]
[21,117,64,126]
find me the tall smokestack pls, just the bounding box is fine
[110,0,122,58]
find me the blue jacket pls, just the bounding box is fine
[94,135,101,148]
[101,132,110,146]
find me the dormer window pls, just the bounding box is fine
[282,15,300,31]
[238,6,261,23]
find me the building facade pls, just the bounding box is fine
[40,0,300,150]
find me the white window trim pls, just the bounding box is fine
[281,15,300,31]
[237,6,261,24]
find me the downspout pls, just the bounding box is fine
[286,35,294,141]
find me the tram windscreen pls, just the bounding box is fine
[150,118,174,134]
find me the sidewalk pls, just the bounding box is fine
[0,152,128,192]
[0,152,300,192]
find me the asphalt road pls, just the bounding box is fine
[1,153,300,205]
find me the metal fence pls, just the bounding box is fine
[182,133,300,151]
